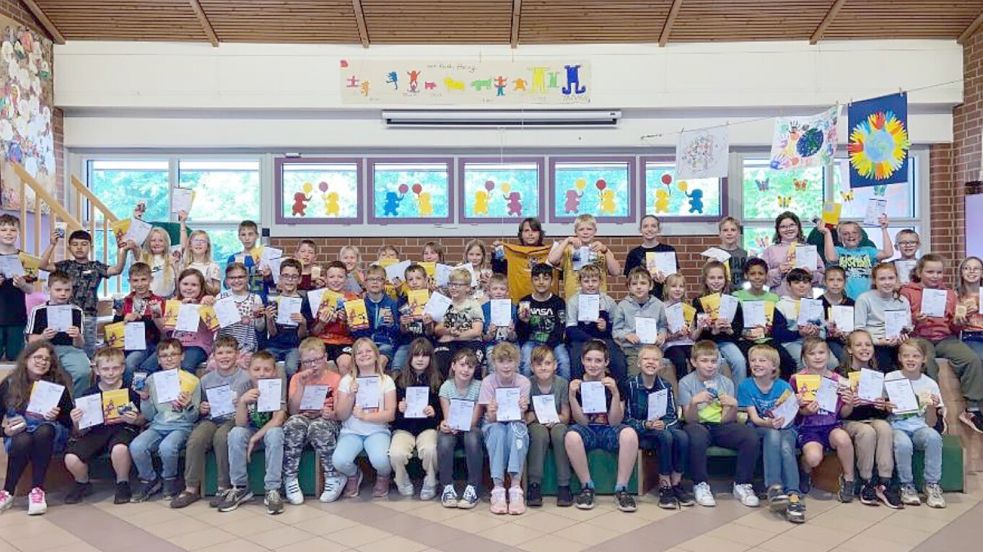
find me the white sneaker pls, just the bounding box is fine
[396,481,414,497]
[694,482,716,507]
[320,474,347,503]
[284,478,304,505]
[733,483,760,507]
[420,483,437,501]
[925,483,946,509]
[0,490,12,513]
[27,487,46,515]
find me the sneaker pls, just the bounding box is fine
[574,487,595,510]
[694,482,716,507]
[0,490,12,513]
[925,483,946,508]
[458,485,479,509]
[420,483,437,501]
[658,485,678,510]
[284,477,304,505]
[321,474,347,503]
[556,485,574,507]
[799,469,812,495]
[900,483,921,506]
[265,489,284,515]
[859,479,878,506]
[876,484,903,509]
[508,487,526,515]
[27,487,46,515]
[169,490,201,509]
[673,485,695,507]
[162,478,181,500]
[217,487,254,512]
[837,476,856,503]
[615,490,637,513]
[372,475,391,498]
[526,482,543,507]
[733,483,759,507]
[785,494,806,524]
[131,478,162,503]
[441,485,459,508]
[114,482,132,505]
[396,481,414,497]
[766,484,788,513]
[490,487,508,514]
[209,488,231,508]
[64,481,93,504]
[959,410,983,434]
[343,471,363,499]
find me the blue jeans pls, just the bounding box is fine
[482,421,529,484]
[54,345,92,397]
[130,428,190,481]
[391,343,411,375]
[639,426,689,476]
[894,426,942,485]
[82,314,97,359]
[520,342,571,380]
[267,346,300,378]
[228,426,284,490]
[332,432,392,477]
[124,349,151,380]
[756,426,800,494]
[141,346,207,374]
[717,342,747,387]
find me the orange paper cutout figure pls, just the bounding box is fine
[360,81,370,96]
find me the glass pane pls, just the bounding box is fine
[742,226,776,258]
[178,160,260,222]
[204,228,242,264]
[553,162,631,219]
[643,162,722,217]
[89,160,169,221]
[831,158,916,219]
[742,159,825,221]
[281,163,359,220]
[462,162,539,219]
[91,229,129,297]
[372,163,450,219]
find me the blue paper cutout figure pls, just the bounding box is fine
[385,71,398,90]
[687,189,705,214]
[383,191,404,216]
[561,65,586,95]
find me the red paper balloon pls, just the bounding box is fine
[318,181,329,192]
[661,173,672,185]
[484,180,495,191]
[398,184,409,194]
[412,183,423,195]
[596,179,607,191]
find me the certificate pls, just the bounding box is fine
[532,395,560,424]
[647,389,668,421]
[577,294,600,322]
[797,298,824,326]
[423,292,452,323]
[0,254,25,278]
[47,305,74,332]
[124,322,146,351]
[490,299,512,327]
[257,379,283,413]
[815,377,839,414]
[175,304,201,332]
[895,260,917,285]
[404,386,429,419]
[213,297,240,328]
[646,251,677,276]
[718,295,739,324]
[267,257,284,285]
[885,377,919,414]
[434,263,455,287]
[494,387,522,421]
[384,260,411,283]
[857,368,885,402]
[123,218,153,247]
[26,380,64,416]
[920,289,948,318]
[635,317,659,344]
[742,301,767,328]
[666,303,687,333]
[830,305,855,333]
[76,393,104,430]
[171,187,195,215]
[154,370,181,404]
[771,395,799,428]
[885,309,910,339]
[700,247,731,263]
[276,296,303,327]
[863,198,887,227]
[299,384,329,411]
[260,247,283,267]
[355,376,381,409]
[794,245,818,270]
[580,381,607,414]
[448,399,475,431]
[205,384,235,419]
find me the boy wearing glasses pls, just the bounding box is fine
[264,259,312,377]
[351,264,400,365]
[894,229,922,285]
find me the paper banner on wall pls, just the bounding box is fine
[675,127,729,179]
[339,59,590,105]
[847,93,911,188]
[769,106,839,171]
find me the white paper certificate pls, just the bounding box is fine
[580,381,607,414]
[0,255,25,278]
[448,399,475,431]
[257,379,282,412]
[532,395,560,424]
[666,303,686,333]
[26,380,64,417]
[857,368,886,402]
[123,218,153,247]
[47,305,73,332]
[124,322,147,350]
[797,298,824,326]
[213,297,241,328]
[635,317,659,344]
[276,296,303,327]
[863,198,887,227]
[384,260,411,283]
[920,289,948,318]
[651,252,677,276]
[154,370,181,404]
[794,245,818,270]
[434,263,455,287]
[700,247,731,263]
[171,187,195,215]
[718,295,739,323]
[885,377,919,414]
[299,384,329,411]
[573,246,592,271]
[306,288,330,315]
[895,260,917,285]
[495,387,522,421]
[76,393,104,429]
[771,395,799,428]
[205,384,235,419]
[885,309,910,339]
[647,389,668,421]
[175,304,201,332]
[578,294,601,322]
[742,301,767,328]
[404,386,429,419]
[830,305,855,333]
[815,377,839,414]
[490,299,512,327]
[423,292,453,323]
[355,376,381,409]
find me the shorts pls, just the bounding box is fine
[796,424,838,450]
[66,424,139,462]
[325,344,353,362]
[569,423,630,453]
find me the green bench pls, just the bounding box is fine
[202,449,318,496]
[538,448,638,495]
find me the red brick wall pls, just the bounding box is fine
[949,30,983,261]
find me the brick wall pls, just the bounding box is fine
[949,29,983,261]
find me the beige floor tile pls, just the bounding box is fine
[837,534,915,552]
[756,534,836,552]
[517,534,587,552]
[200,506,263,527]
[292,513,361,535]
[197,538,270,552]
[782,523,853,547]
[439,511,509,532]
[325,525,392,548]
[556,522,620,547]
[708,523,778,546]
[875,510,952,533]
[376,498,432,512]
[476,521,545,546]
[407,503,471,522]
[275,536,352,552]
[250,526,316,549]
[214,513,286,536]
[850,523,932,547]
[124,506,191,527]
[0,540,18,552]
[585,510,651,533]
[631,503,681,522]
[808,510,875,533]
[511,511,577,532]
[676,534,750,552]
[732,510,796,534]
[272,503,331,524]
[540,504,612,521]
[355,534,430,552]
[166,527,239,550]
[143,515,213,539]
[6,528,81,552]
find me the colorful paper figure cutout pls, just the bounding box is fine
[407,70,421,92]
[777,196,792,208]
[506,190,522,215]
[565,187,583,214]
[840,190,855,202]
[292,182,312,216]
[847,93,910,187]
[384,184,407,216]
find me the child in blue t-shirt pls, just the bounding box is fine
[482,273,517,363]
[820,220,893,300]
[352,265,400,364]
[226,220,271,303]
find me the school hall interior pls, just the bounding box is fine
[1,0,983,551]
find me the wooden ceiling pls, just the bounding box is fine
[23,0,983,47]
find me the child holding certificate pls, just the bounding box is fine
[524,345,571,507]
[264,258,311,377]
[855,263,912,372]
[437,349,483,509]
[390,338,442,500]
[565,264,626,383]
[692,261,746,387]
[662,274,700,379]
[613,267,667,377]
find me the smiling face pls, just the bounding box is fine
[789,279,813,300]
[640,216,660,242]
[325,267,347,292]
[575,221,596,242]
[638,348,663,378]
[225,268,248,293]
[532,352,557,382]
[451,357,475,383]
[873,265,898,294]
[667,279,686,301]
[26,347,52,380]
[691,353,718,379]
[0,222,17,247]
[898,344,924,374]
[579,274,600,295]
[95,357,125,387]
[918,260,945,289]
[961,258,983,286]
[354,341,379,374]
[179,273,203,300]
[748,351,776,379]
[746,264,767,291]
[838,223,862,249]
[532,272,552,295]
[466,245,484,267]
[340,249,358,271]
[363,272,385,295]
[129,272,151,295]
[520,221,541,246]
[190,233,209,257]
[896,232,920,259]
[581,349,608,380]
[847,332,874,366]
[422,246,440,263]
[494,357,518,381]
[629,275,651,301]
[280,265,301,294]
[719,221,739,248]
[448,277,471,300]
[213,345,239,372]
[705,267,727,293]
[296,243,316,265]
[488,281,509,300]
[777,216,800,243]
[147,230,167,255]
[802,343,829,373]
[158,345,184,371]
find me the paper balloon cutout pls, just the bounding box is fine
[661,173,672,185]
[412,183,423,195]
[678,181,689,193]
[484,180,495,191]
[318,181,329,192]
[575,178,586,191]
[303,182,313,194]
[501,182,511,193]
[398,184,409,194]
[595,179,607,191]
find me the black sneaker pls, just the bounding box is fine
[526,483,543,507]
[785,493,806,524]
[799,469,812,495]
[876,484,904,509]
[574,487,595,510]
[209,488,230,508]
[960,410,983,434]
[218,486,254,513]
[673,485,695,507]
[859,479,878,506]
[658,485,677,509]
[162,478,181,500]
[64,481,92,504]
[615,490,637,513]
[556,485,573,507]
[131,478,162,503]
[114,482,132,504]
[838,476,856,503]
[766,484,789,513]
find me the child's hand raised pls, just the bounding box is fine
[601,376,618,394]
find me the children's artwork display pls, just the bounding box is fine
[741,159,825,222]
[675,127,729,179]
[642,159,723,219]
[848,93,911,188]
[368,160,453,224]
[459,159,542,222]
[832,159,914,220]
[275,159,361,225]
[769,106,839,171]
[550,159,634,224]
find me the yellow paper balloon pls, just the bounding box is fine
[302,182,313,194]
[677,180,688,193]
[575,178,586,191]
[501,182,511,194]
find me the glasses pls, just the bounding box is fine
[191,239,208,245]
[365,277,384,283]
[778,224,798,230]
[898,241,919,246]
[450,282,470,287]
[300,355,325,366]
[30,355,51,363]
[159,352,181,359]
[280,274,300,280]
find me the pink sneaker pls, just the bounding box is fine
[508,487,526,515]
[489,487,508,514]
[0,490,13,512]
[28,487,47,515]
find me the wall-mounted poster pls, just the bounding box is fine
[550,158,634,224]
[847,93,910,188]
[459,159,543,223]
[368,160,453,224]
[642,159,724,220]
[275,158,362,225]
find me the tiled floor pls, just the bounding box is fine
[0,472,979,552]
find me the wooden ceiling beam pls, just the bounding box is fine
[658,0,683,47]
[958,9,983,44]
[810,0,847,45]
[352,0,370,47]
[21,0,65,44]
[188,0,219,47]
[510,0,521,48]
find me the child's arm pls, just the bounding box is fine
[875,219,894,261]
[621,390,647,435]
[604,378,625,425]
[820,226,838,263]
[611,304,630,344]
[235,387,258,427]
[334,380,356,421]
[355,388,397,424]
[568,380,590,425]
[924,394,940,428]
[458,318,483,341]
[719,393,738,423]
[546,241,569,266]
[106,243,131,277]
[39,232,60,273]
[745,405,771,428]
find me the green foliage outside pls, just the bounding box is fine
[741,161,825,222]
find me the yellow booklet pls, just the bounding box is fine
[103,322,125,349]
[848,371,861,391]
[419,262,437,279]
[18,252,42,280]
[344,298,370,331]
[199,305,220,331]
[822,202,842,227]
[102,389,132,422]
[763,301,776,325]
[682,304,696,325]
[699,293,722,319]
[795,374,821,401]
[377,258,398,269]
[163,300,182,329]
[406,289,429,317]
[178,370,199,396]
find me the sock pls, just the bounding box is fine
[75,478,90,484]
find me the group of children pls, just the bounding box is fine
[0,208,978,525]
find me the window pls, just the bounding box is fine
[368,160,453,223]
[742,159,826,222]
[831,158,917,219]
[178,161,260,223]
[642,159,723,219]
[459,159,543,222]
[276,159,361,224]
[550,158,635,223]
[88,160,169,221]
